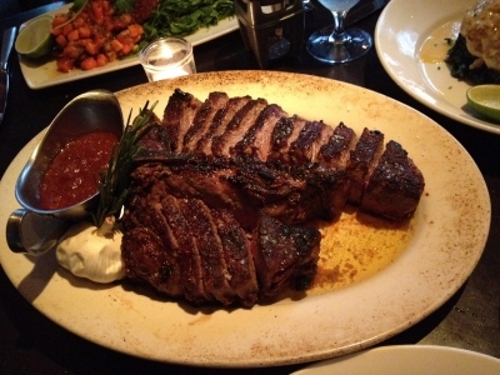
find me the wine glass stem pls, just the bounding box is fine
[329,10,349,45]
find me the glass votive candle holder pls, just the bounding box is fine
[139,37,196,82]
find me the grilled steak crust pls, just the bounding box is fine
[253,214,321,298]
[179,198,236,305]
[361,140,425,221]
[121,175,321,307]
[346,128,384,205]
[162,89,202,153]
[212,209,259,307]
[160,195,211,304]
[196,96,252,155]
[122,89,426,307]
[122,226,184,297]
[212,98,269,158]
[130,153,349,226]
[182,91,229,154]
[233,103,287,160]
[268,115,307,163]
[317,122,357,168]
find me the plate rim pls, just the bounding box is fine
[292,344,500,374]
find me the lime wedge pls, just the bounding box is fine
[15,15,54,59]
[466,85,500,123]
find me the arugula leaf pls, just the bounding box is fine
[115,0,136,14]
[142,0,235,41]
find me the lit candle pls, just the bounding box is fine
[140,37,196,82]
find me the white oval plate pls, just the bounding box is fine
[293,345,500,374]
[0,71,491,367]
[375,0,500,134]
[18,3,238,90]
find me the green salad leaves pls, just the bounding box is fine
[112,0,235,42]
[142,0,235,41]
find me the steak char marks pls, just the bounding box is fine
[122,167,320,307]
[122,89,425,307]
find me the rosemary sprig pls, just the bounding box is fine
[91,101,158,228]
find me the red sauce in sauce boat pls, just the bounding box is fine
[15,89,123,220]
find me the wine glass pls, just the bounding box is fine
[306,0,373,64]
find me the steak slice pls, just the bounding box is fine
[179,198,236,305]
[196,96,251,155]
[233,103,287,161]
[212,98,268,157]
[252,214,321,298]
[317,122,357,168]
[268,115,307,163]
[361,140,425,221]
[212,209,259,307]
[346,128,384,205]
[160,195,212,304]
[289,120,333,164]
[182,92,229,154]
[122,226,184,297]
[162,89,202,153]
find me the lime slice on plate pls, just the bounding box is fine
[15,15,54,59]
[466,85,500,123]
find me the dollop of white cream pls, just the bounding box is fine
[56,220,125,283]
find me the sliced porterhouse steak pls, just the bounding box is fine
[288,120,334,165]
[160,195,210,304]
[121,180,321,307]
[137,89,425,221]
[267,115,307,164]
[123,89,425,307]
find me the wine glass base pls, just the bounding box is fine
[306,27,373,64]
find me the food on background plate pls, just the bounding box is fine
[14,15,55,59]
[466,84,500,122]
[446,0,500,84]
[17,0,235,73]
[50,0,145,72]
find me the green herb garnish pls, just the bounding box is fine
[91,101,158,228]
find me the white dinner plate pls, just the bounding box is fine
[292,345,500,374]
[375,0,500,134]
[0,71,491,367]
[18,3,238,90]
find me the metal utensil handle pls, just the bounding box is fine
[0,27,17,70]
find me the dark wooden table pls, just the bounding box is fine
[1,2,499,374]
